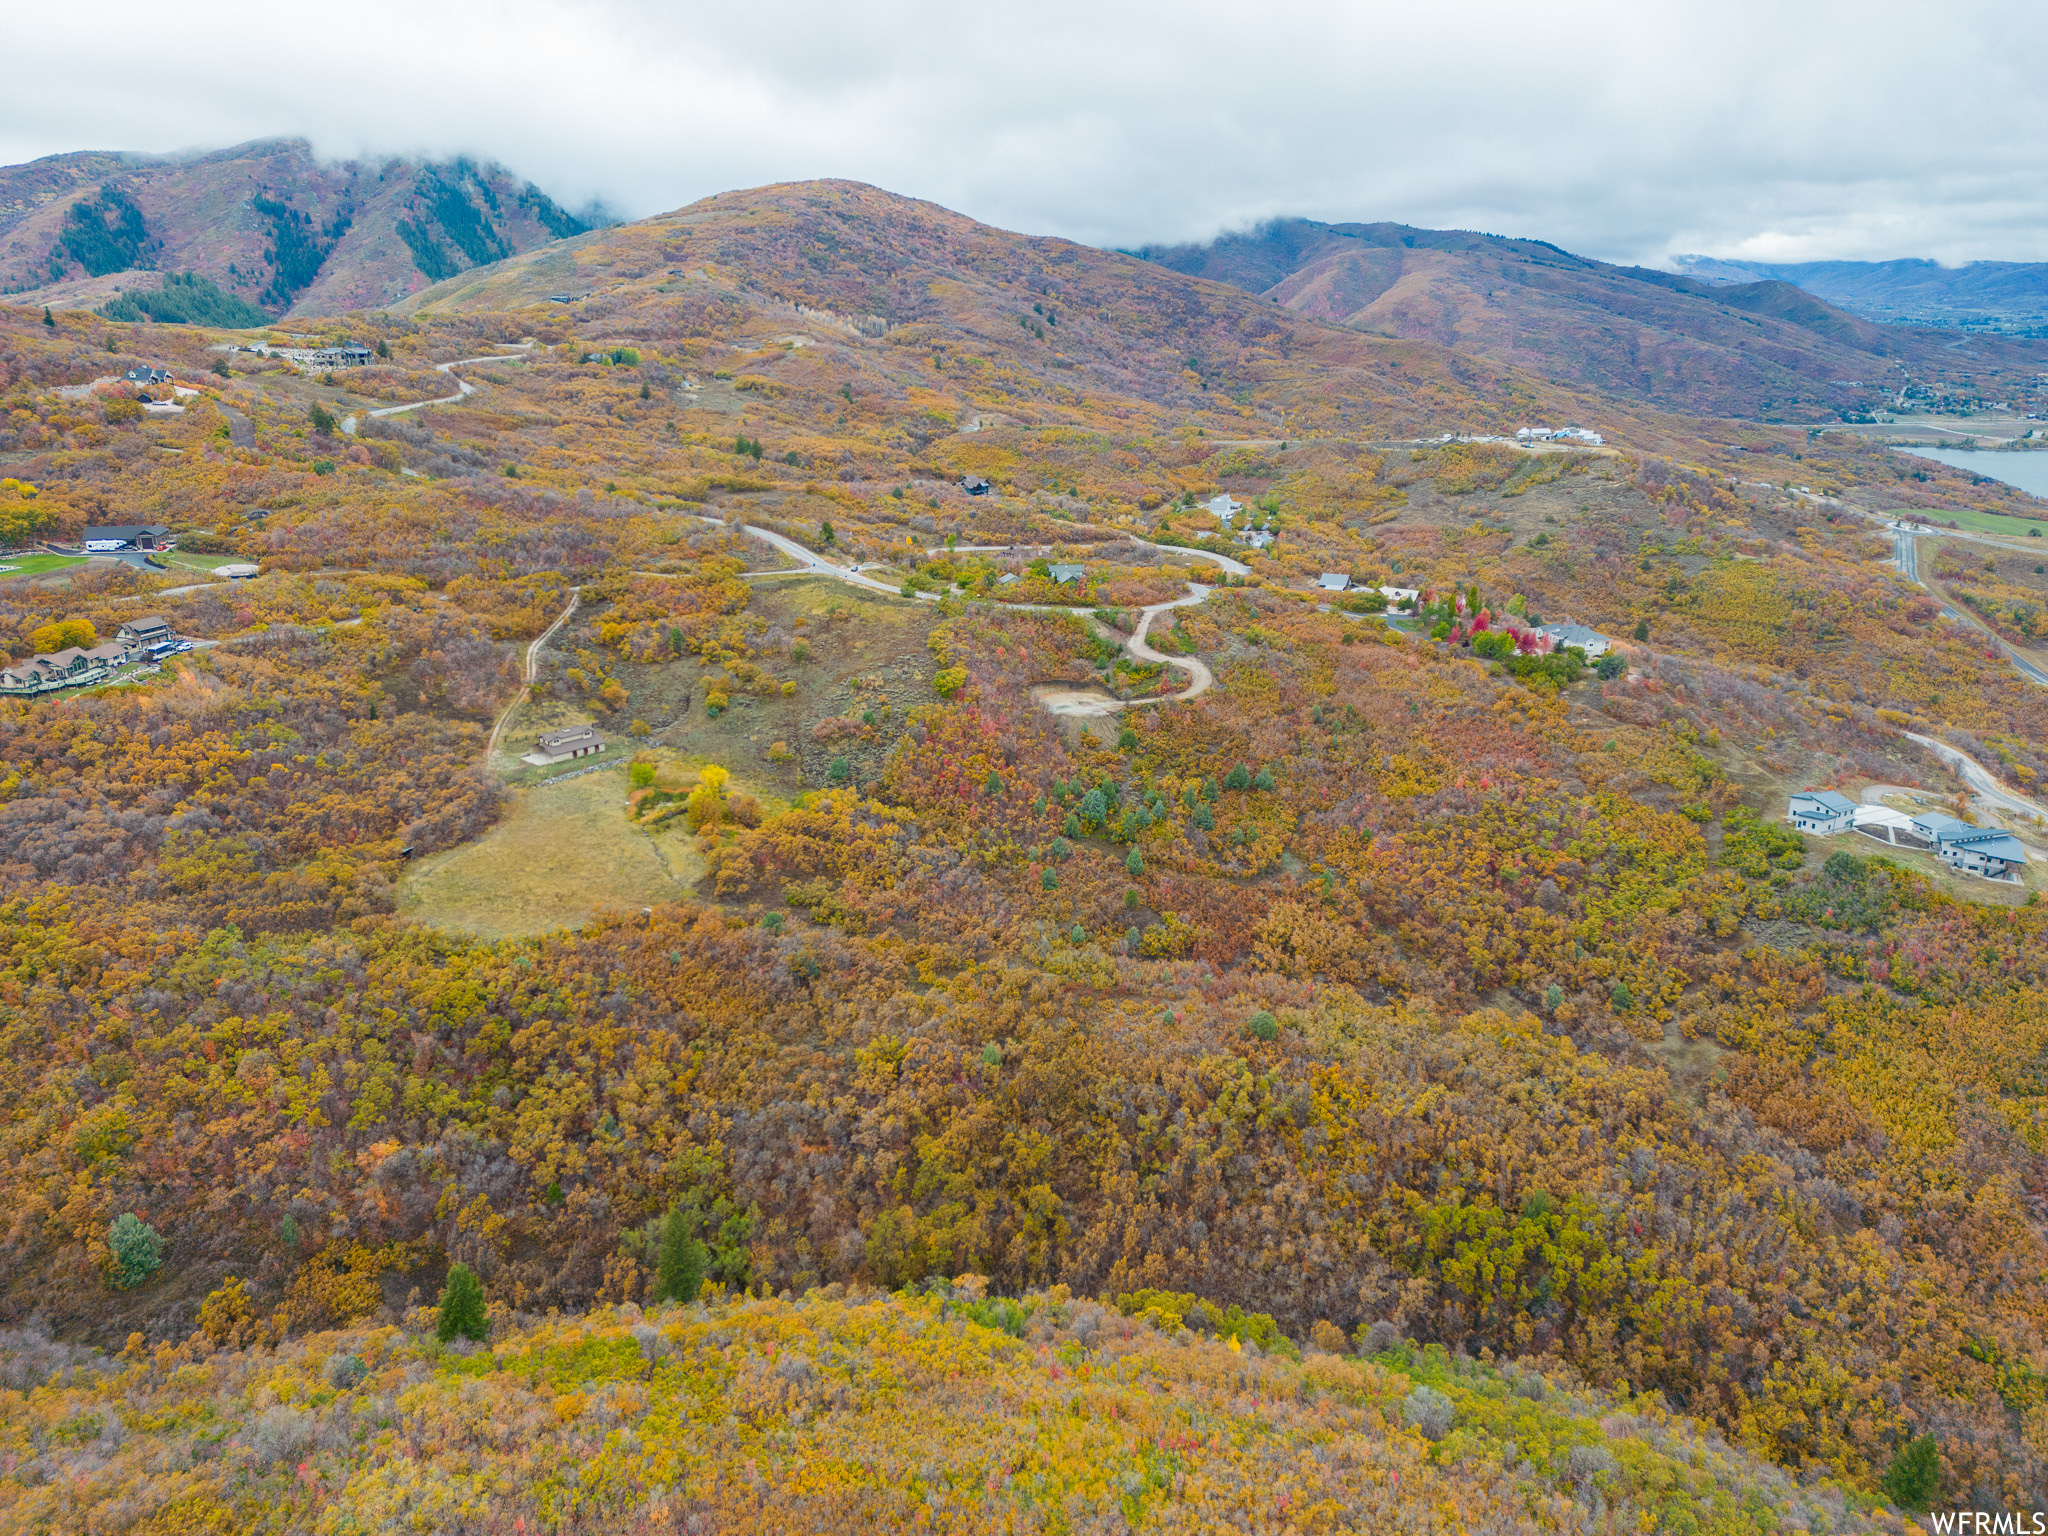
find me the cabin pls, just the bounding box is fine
[83,524,172,553]
[1787,789,1858,835]
[527,725,607,766]
[1912,812,2030,882]
[961,476,992,496]
[117,616,175,655]
[1537,622,1612,658]
[1047,563,1086,585]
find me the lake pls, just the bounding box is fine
[1897,445,2048,501]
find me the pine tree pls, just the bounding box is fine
[654,1206,708,1304]
[1882,1435,1941,1513]
[42,307,54,328]
[436,1262,489,1342]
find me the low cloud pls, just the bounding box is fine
[5,0,2042,266]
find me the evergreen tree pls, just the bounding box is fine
[1882,1435,1941,1513]
[1224,764,1251,791]
[654,1205,709,1304]
[436,1262,489,1342]
[1126,848,1144,878]
[107,1213,163,1289]
[42,307,54,328]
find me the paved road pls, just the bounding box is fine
[924,537,1253,579]
[1904,731,2048,824]
[1882,520,2048,685]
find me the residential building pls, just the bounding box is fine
[1207,494,1241,522]
[1317,573,1351,592]
[117,616,175,655]
[528,725,607,766]
[124,365,171,385]
[1237,529,1275,549]
[83,524,172,553]
[1911,812,2030,882]
[1378,586,1420,605]
[961,476,992,496]
[1047,563,1086,585]
[1787,789,1857,835]
[1536,622,1613,658]
[0,642,128,696]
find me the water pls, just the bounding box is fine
[1897,445,2048,502]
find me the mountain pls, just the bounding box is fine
[1132,217,2048,419]
[0,139,592,320]
[1672,253,2048,332]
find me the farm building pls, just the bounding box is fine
[526,725,607,767]
[83,524,172,553]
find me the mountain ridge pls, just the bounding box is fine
[0,139,593,320]
[1133,216,2048,419]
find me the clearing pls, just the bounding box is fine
[398,763,704,940]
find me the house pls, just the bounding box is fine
[996,572,1019,586]
[1237,529,1276,549]
[1207,494,1241,522]
[1047,563,1086,585]
[961,476,992,496]
[1537,622,1612,658]
[83,524,172,553]
[0,642,127,696]
[1317,573,1352,593]
[124,365,171,385]
[1912,812,2030,882]
[1787,789,1858,835]
[117,616,175,655]
[527,725,607,766]
[1378,586,1421,605]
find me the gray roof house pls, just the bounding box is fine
[117,616,174,652]
[1912,812,2030,882]
[1787,789,1857,834]
[525,725,607,767]
[1317,573,1351,592]
[83,524,172,552]
[1047,563,1086,585]
[1538,622,1613,658]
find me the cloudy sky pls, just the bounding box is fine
[4,0,2042,266]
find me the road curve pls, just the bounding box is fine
[1122,586,1215,703]
[1904,730,2048,824]
[342,343,536,432]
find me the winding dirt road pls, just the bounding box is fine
[484,588,581,764]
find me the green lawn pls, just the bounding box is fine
[1895,506,2048,539]
[0,553,86,578]
[157,551,242,572]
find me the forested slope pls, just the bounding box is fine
[0,182,2041,1527]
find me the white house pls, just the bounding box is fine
[1787,789,1858,836]
[1207,494,1241,523]
[1537,622,1613,658]
[1378,586,1420,606]
[1912,812,2029,883]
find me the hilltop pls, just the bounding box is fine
[0,139,591,320]
[1676,253,2048,332]
[1134,217,2048,420]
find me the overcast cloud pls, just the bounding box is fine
[4,0,2043,266]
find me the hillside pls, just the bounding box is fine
[0,139,591,319]
[0,177,2045,1525]
[1135,217,2048,420]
